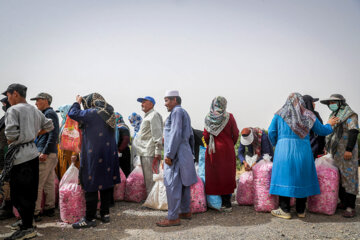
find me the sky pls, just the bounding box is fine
[0,0,359,131]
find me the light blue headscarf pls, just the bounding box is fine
[58,104,72,134]
[128,112,142,138]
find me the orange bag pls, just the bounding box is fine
[59,116,82,153]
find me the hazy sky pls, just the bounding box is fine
[1,0,359,131]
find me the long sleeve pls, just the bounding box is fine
[165,109,183,160]
[118,128,130,152]
[268,115,278,147]
[238,144,246,163]
[150,113,163,156]
[261,133,274,158]
[42,110,59,155]
[311,118,333,136]
[230,114,239,145]
[189,129,195,157]
[203,128,210,145]
[4,109,20,142]
[68,102,93,123]
[345,114,359,152]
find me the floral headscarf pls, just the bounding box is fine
[115,112,130,145]
[204,96,230,154]
[81,93,116,128]
[276,92,316,139]
[128,112,142,137]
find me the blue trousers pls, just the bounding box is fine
[165,182,190,220]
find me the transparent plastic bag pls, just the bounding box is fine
[236,171,254,205]
[59,163,86,223]
[253,156,278,212]
[125,165,147,203]
[114,168,127,201]
[308,154,339,215]
[190,176,207,213]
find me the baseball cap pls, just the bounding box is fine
[2,83,27,97]
[137,96,156,105]
[30,92,53,105]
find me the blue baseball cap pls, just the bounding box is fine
[137,96,156,105]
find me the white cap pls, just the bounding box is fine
[240,129,254,146]
[165,90,180,97]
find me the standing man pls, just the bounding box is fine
[1,84,53,240]
[135,96,163,195]
[30,93,59,221]
[156,90,197,227]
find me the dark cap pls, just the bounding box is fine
[320,94,346,105]
[30,92,53,105]
[2,83,27,97]
[303,95,319,103]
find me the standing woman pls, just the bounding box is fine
[303,95,326,159]
[115,112,131,177]
[321,94,359,218]
[128,112,142,170]
[203,96,239,212]
[68,93,120,228]
[268,93,337,219]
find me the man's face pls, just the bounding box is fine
[164,97,176,112]
[6,92,17,106]
[141,100,153,113]
[35,98,48,111]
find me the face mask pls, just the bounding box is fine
[329,103,339,112]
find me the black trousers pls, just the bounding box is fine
[85,187,113,221]
[119,147,131,177]
[339,185,356,209]
[10,157,39,229]
[279,196,307,213]
[221,195,232,208]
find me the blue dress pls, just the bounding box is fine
[68,103,120,192]
[268,115,333,198]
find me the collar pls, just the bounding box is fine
[42,107,53,113]
[144,108,154,117]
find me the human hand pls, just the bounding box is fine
[39,153,48,162]
[244,161,251,171]
[152,155,161,173]
[344,151,353,160]
[76,95,83,104]
[327,116,339,126]
[165,157,172,166]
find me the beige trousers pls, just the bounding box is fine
[140,156,156,196]
[34,153,58,215]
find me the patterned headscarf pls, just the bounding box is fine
[204,96,230,154]
[115,112,130,145]
[57,104,72,138]
[128,112,142,137]
[81,93,116,128]
[276,92,316,139]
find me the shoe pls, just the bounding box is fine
[72,218,97,229]
[337,202,346,210]
[42,208,55,217]
[156,218,181,227]
[179,212,192,220]
[10,220,23,230]
[221,206,233,213]
[100,214,110,223]
[271,208,292,219]
[33,214,42,222]
[4,227,37,240]
[297,212,306,218]
[343,208,356,218]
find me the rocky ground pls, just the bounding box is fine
[1,200,360,240]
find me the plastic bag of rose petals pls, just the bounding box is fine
[236,171,254,205]
[253,154,278,212]
[59,163,86,223]
[308,154,339,215]
[143,166,168,210]
[125,164,147,203]
[114,168,127,201]
[190,176,207,213]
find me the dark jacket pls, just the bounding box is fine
[238,130,274,163]
[36,107,59,154]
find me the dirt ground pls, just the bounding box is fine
[1,199,360,240]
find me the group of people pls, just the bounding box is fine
[0,83,358,240]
